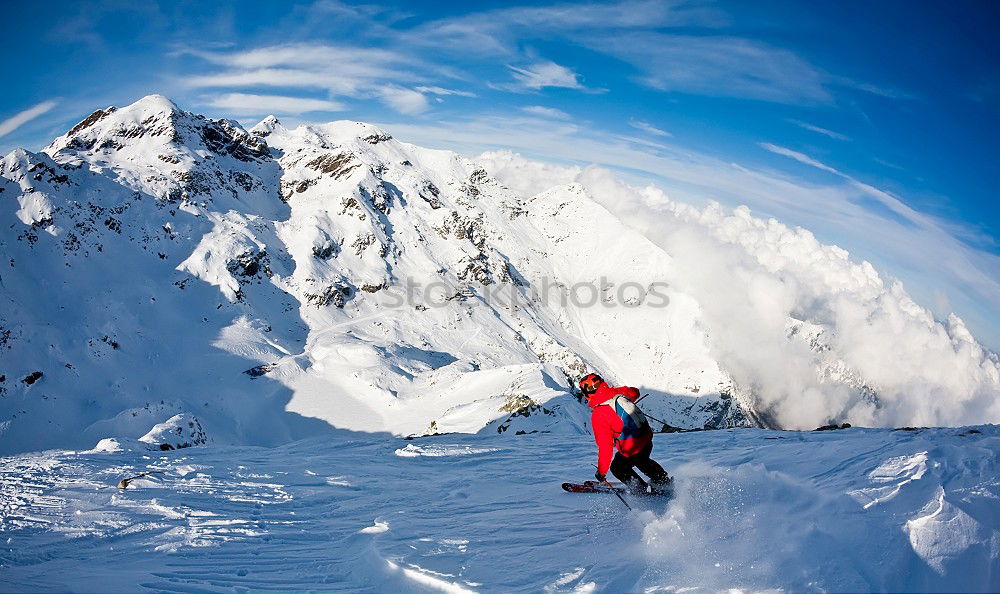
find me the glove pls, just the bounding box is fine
[594,471,607,482]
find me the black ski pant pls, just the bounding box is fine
[610,441,669,494]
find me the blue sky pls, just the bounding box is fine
[3,0,999,349]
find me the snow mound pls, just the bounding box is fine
[138,413,208,450]
[359,519,390,533]
[394,443,501,457]
[84,437,124,453]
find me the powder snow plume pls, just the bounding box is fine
[480,151,1000,429]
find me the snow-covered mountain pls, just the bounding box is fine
[1,96,997,453]
[0,95,747,453]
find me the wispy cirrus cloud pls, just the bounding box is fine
[521,105,571,119]
[505,61,587,91]
[184,44,409,71]
[415,86,477,98]
[410,5,908,109]
[574,31,910,106]
[0,100,59,138]
[788,119,850,141]
[629,118,671,137]
[412,4,901,107]
[187,69,339,91]
[173,3,906,118]
[207,93,345,114]
[181,43,441,115]
[759,142,841,175]
[182,45,415,90]
[590,34,833,104]
[759,142,939,233]
[409,0,727,56]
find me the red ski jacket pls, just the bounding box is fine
[588,383,652,476]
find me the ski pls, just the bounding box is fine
[561,479,674,497]
[561,480,627,494]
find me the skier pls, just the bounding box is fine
[579,373,671,495]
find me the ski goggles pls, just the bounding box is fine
[579,374,603,394]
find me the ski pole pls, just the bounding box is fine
[593,464,632,511]
[645,412,669,427]
[632,394,668,425]
[635,394,672,428]
[611,486,632,510]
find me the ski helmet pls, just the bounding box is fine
[579,373,604,394]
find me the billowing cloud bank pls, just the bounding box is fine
[480,151,1000,428]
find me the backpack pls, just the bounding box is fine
[599,394,649,441]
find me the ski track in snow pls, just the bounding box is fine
[1,427,998,592]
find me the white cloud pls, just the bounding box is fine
[207,93,345,114]
[507,61,585,90]
[833,77,917,101]
[182,44,430,113]
[760,142,840,175]
[415,86,477,98]
[0,100,59,138]
[789,119,850,141]
[629,118,671,137]
[379,87,429,115]
[180,45,420,97]
[187,69,352,92]
[183,44,408,71]
[616,134,670,151]
[183,44,479,115]
[520,105,571,119]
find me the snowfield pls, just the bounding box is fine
[2,426,997,592]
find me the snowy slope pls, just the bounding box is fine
[1,426,997,591]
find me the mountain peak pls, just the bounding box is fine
[251,115,284,138]
[127,94,181,115]
[45,94,187,156]
[45,95,269,165]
